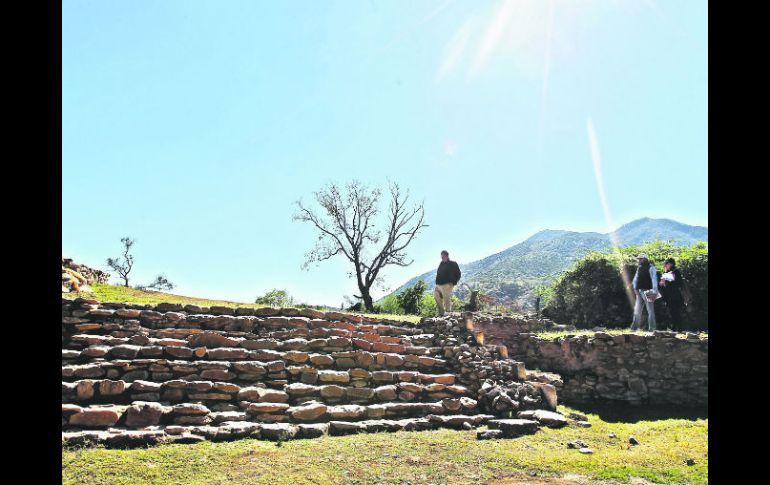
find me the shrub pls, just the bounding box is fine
[255,289,293,307]
[418,293,463,317]
[377,294,404,315]
[396,281,427,315]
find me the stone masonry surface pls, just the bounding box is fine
[62,299,561,447]
[464,314,707,406]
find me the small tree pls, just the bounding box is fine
[255,289,293,307]
[396,281,427,315]
[106,237,136,287]
[136,275,175,292]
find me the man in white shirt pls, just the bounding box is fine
[630,253,658,331]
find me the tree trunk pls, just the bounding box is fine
[359,285,374,312]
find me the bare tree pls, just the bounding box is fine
[106,237,135,287]
[293,180,428,312]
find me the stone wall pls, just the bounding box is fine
[466,315,707,406]
[461,313,573,342]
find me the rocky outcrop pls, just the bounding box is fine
[62,258,110,292]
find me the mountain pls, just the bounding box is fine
[385,218,707,309]
[609,217,708,246]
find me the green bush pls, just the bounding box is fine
[418,292,463,317]
[542,241,708,330]
[418,293,436,316]
[255,289,293,307]
[377,294,404,315]
[397,281,427,315]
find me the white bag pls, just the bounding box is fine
[643,290,661,302]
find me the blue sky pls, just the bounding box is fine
[62,0,708,306]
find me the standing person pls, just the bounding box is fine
[659,257,685,332]
[434,250,461,316]
[630,253,658,331]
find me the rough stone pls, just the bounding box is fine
[237,387,288,403]
[247,403,290,414]
[259,423,298,441]
[297,423,329,438]
[288,402,327,421]
[327,405,366,420]
[517,410,567,428]
[477,429,504,440]
[172,403,210,416]
[125,402,167,428]
[69,408,121,428]
[487,419,539,438]
[329,421,365,435]
[375,385,398,401]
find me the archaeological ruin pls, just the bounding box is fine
[61,299,707,448]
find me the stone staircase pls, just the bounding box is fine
[62,299,560,447]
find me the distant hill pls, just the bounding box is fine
[385,218,708,310]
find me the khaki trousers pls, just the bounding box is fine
[434,283,455,316]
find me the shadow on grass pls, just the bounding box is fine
[566,401,708,423]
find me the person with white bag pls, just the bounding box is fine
[630,253,659,331]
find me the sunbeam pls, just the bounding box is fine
[537,0,555,155]
[469,0,517,77]
[587,117,636,310]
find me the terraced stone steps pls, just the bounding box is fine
[62,379,468,404]
[62,298,562,447]
[64,322,426,342]
[63,307,424,337]
[63,398,483,428]
[62,413,501,447]
[62,357,459,384]
[62,376,472,405]
[64,329,437,350]
[62,341,447,369]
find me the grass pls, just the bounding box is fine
[63,284,270,309]
[369,313,422,324]
[63,284,423,324]
[62,404,707,485]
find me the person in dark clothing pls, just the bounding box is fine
[630,253,658,331]
[434,250,461,316]
[659,257,686,332]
